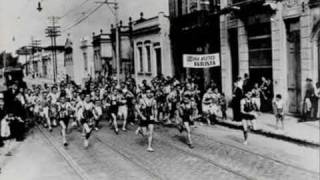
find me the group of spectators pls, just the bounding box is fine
[303,78,320,121]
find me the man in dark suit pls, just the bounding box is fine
[3,82,26,141]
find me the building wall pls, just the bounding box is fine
[220,0,233,98]
[133,13,173,85]
[81,37,95,79]
[221,0,319,114]
[65,53,74,81]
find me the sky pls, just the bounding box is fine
[0,0,169,54]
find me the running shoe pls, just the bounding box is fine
[147,147,154,152]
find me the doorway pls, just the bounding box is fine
[229,28,239,84]
[155,48,162,76]
[286,19,301,113]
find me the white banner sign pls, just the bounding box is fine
[183,53,220,68]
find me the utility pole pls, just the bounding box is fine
[46,16,61,83]
[30,37,41,77]
[97,0,120,85]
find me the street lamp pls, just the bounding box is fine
[96,0,120,85]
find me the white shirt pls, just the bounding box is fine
[273,99,284,109]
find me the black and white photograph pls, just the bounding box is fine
[0,0,319,179]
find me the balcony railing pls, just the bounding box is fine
[172,10,214,32]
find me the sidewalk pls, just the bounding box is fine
[216,109,320,147]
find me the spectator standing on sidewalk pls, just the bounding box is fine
[220,93,227,120]
[0,93,5,147]
[232,79,243,122]
[242,73,251,93]
[260,77,273,112]
[273,94,285,130]
[315,82,320,119]
[302,78,314,121]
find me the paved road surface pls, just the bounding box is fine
[0,121,319,180]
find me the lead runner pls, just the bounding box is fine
[135,88,157,152]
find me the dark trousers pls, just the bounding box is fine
[311,98,319,119]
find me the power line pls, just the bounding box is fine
[62,4,104,32]
[60,3,99,28]
[60,0,91,19]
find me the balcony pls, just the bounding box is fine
[225,0,277,18]
[172,10,219,33]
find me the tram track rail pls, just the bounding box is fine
[95,128,253,180]
[156,125,320,179]
[38,125,163,180]
[36,122,319,180]
[190,128,319,176]
[37,126,92,180]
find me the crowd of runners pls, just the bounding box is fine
[1,74,281,153]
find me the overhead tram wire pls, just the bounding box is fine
[59,3,99,28]
[59,0,91,19]
[61,3,104,33]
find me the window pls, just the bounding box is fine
[188,0,212,13]
[155,48,162,76]
[83,52,88,71]
[247,21,273,83]
[138,46,143,72]
[146,45,152,73]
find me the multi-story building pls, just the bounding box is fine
[220,0,320,114]
[132,12,174,84]
[169,0,221,91]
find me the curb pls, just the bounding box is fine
[215,120,320,148]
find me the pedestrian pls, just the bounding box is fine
[202,87,216,125]
[302,91,312,122]
[240,91,257,145]
[0,94,5,147]
[177,95,197,149]
[251,83,262,113]
[313,82,320,120]
[108,88,119,134]
[81,94,95,148]
[57,96,72,146]
[242,73,251,93]
[1,114,13,156]
[135,89,157,152]
[232,80,243,122]
[220,93,227,120]
[302,78,315,122]
[93,99,103,131]
[273,94,285,131]
[117,87,128,131]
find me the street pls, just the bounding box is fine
[0,120,318,180]
[1,1,320,180]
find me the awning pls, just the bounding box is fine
[309,0,320,8]
[222,0,277,18]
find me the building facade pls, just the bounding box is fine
[220,0,320,114]
[169,0,221,91]
[64,37,74,81]
[92,31,113,77]
[20,46,65,82]
[132,12,174,84]
[80,37,95,79]
[110,20,135,79]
